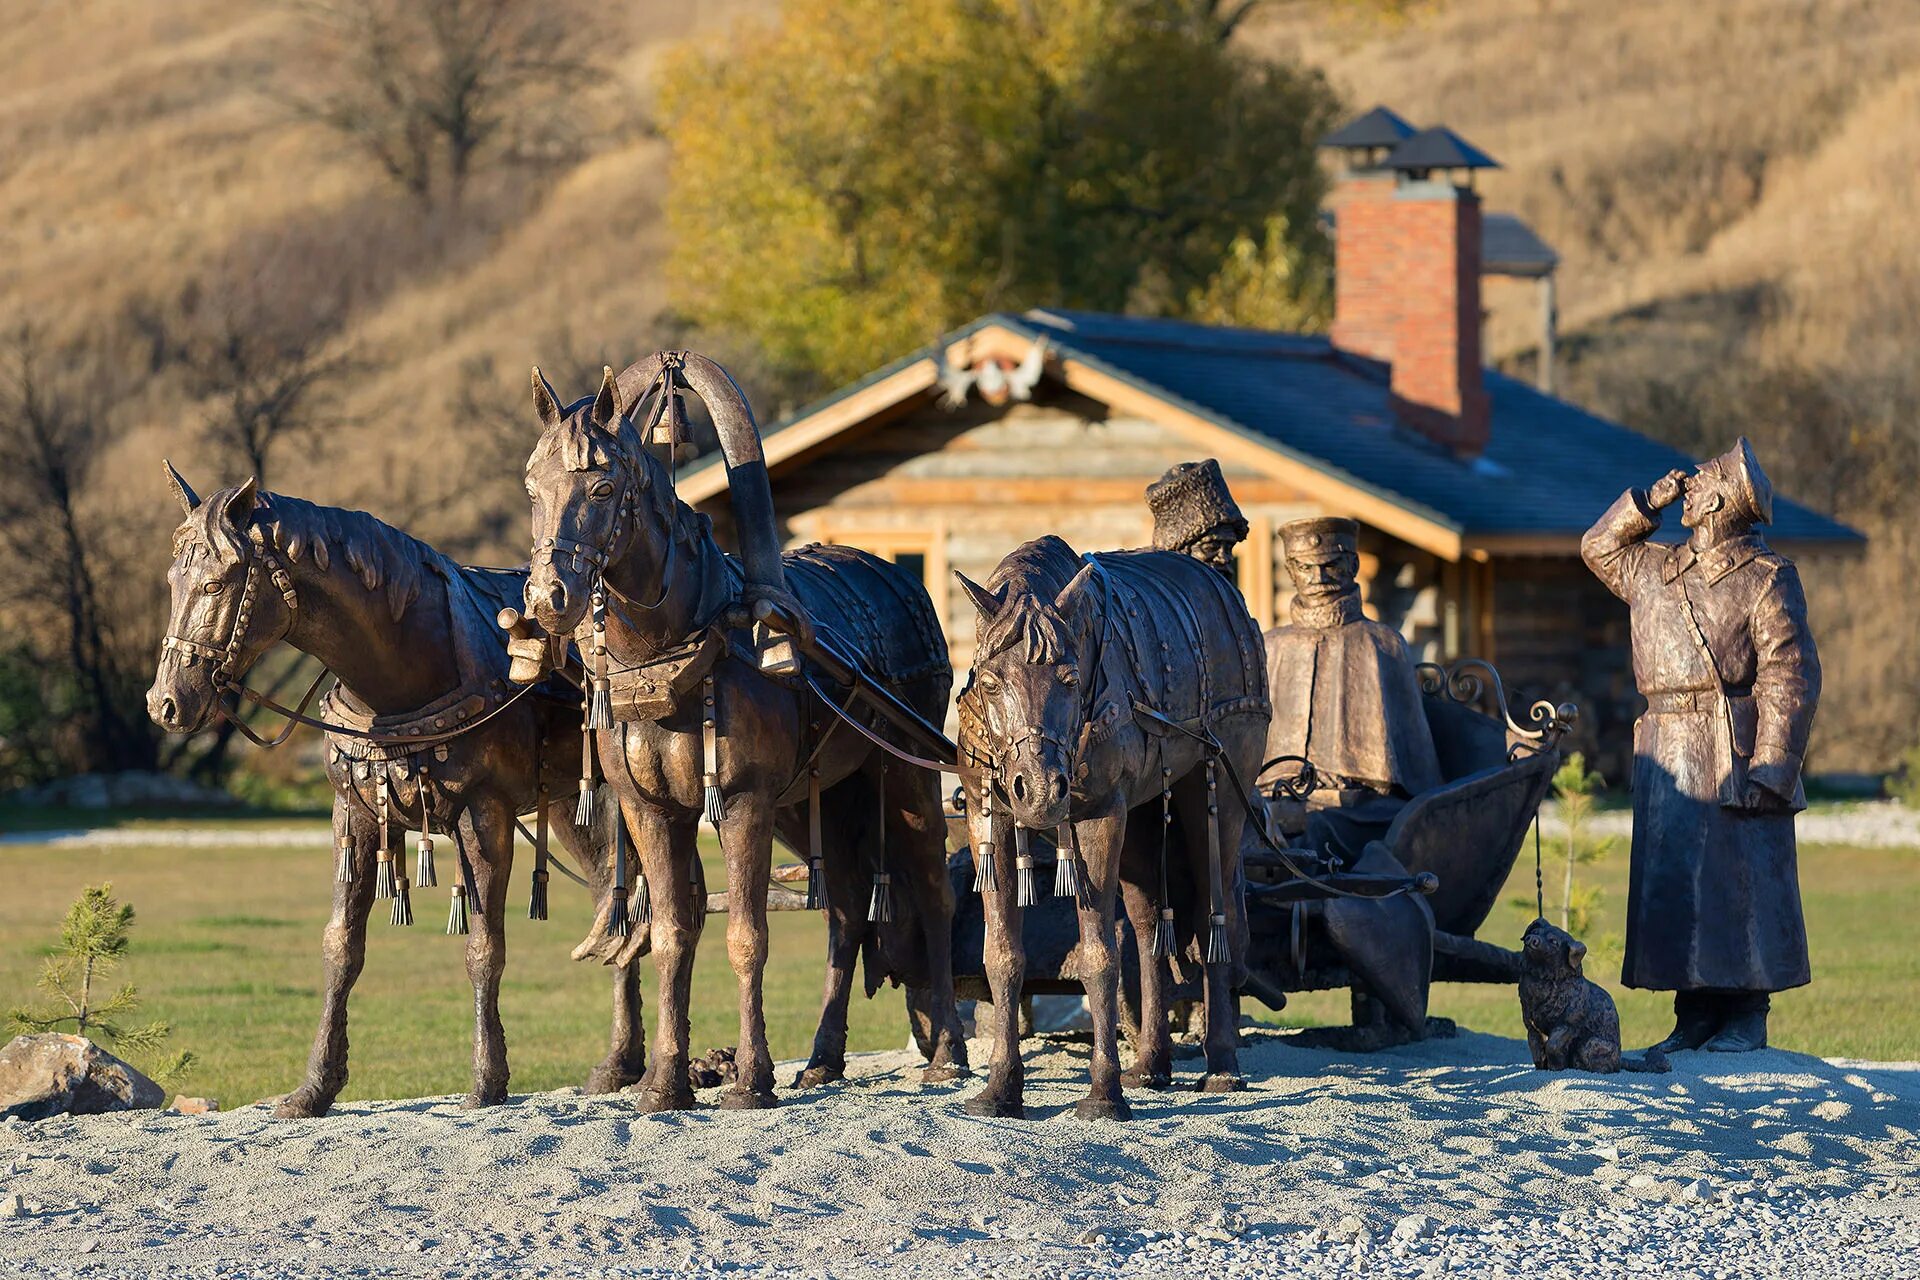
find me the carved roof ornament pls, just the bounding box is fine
[933,337,1049,409]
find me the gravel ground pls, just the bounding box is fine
[1,1030,1915,1279]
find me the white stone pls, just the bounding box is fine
[1394,1214,1435,1241]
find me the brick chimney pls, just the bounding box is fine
[1322,115,1498,458]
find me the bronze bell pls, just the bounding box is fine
[650,385,691,449]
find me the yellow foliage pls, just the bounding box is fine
[659,0,1340,387]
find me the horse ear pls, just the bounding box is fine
[954,571,1003,620]
[1567,937,1587,966]
[531,366,563,428]
[592,365,618,426]
[223,476,259,527]
[162,458,199,513]
[1054,562,1098,616]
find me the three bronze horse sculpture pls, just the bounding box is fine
[146,348,1433,1120]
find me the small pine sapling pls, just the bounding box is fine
[6,883,194,1083]
[1552,753,1614,935]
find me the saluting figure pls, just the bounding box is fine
[1582,438,1820,1054]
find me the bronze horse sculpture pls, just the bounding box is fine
[956,535,1269,1119]
[517,356,969,1111]
[146,467,641,1116]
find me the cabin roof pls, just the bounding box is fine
[678,309,1863,560]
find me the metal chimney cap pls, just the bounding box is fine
[1319,105,1419,151]
[1382,126,1501,173]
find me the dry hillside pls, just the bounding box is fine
[2,0,1915,769]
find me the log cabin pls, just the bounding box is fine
[679,111,1862,774]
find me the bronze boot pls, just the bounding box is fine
[1650,991,1718,1055]
[1702,995,1769,1053]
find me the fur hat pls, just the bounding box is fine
[1147,460,1249,552]
[1695,437,1773,526]
[1279,516,1359,558]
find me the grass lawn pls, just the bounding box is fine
[3,818,1916,1107]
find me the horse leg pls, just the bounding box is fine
[795,783,862,1089]
[458,795,514,1108]
[551,796,646,1092]
[276,801,375,1120]
[1119,876,1172,1090]
[716,791,778,1108]
[894,768,970,1084]
[1070,809,1130,1121]
[964,789,1026,1118]
[633,807,701,1113]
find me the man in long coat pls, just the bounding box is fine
[1582,438,1820,1053]
[1262,517,1442,858]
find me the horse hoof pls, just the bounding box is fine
[1121,1068,1172,1091]
[1198,1073,1245,1094]
[272,1089,330,1120]
[461,1088,508,1110]
[921,1064,970,1085]
[584,1064,644,1094]
[1073,1095,1132,1122]
[961,1090,1024,1120]
[719,1087,778,1111]
[794,1064,845,1089]
[631,1087,698,1114]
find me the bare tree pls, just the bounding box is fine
[0,327,158,780]
[289,0,589,207]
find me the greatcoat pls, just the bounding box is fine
[1582,490,1820,993]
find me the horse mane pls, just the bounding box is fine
[977,535,1083,664]
[529,395,714,553]
[186,486,445,624]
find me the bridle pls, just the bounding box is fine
[161,522,300,693]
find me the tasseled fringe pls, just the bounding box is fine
[415,767,437,887]
[390,874,413,927]
[1053,838,1081,902]
[587,586,613,730]
[805,770,825,911]
[1206,912,1230,965]
[577,693,598,825]
[529,784,551,921]
[1014,827,1039,907]
[701,675,722,826]
[973,785,997,893]
[446,884,470,936]
[633,874,651,927]
[528,864,549,922]
[608,812,631,939]
[1203,760,1229,966]
[868,872,893,924]
[335,837,355,883]
[374,775,393,898]
[1153,907,1177,959]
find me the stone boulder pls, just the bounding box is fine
[0,1034,164,1121]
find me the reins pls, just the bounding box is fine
[214,671,544,749]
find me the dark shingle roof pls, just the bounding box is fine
[1319,106,1419,151]
[686,310,1862,551]
[1383,126,1501,173]
[1481,213,1559,278]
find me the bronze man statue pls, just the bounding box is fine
[1147,459,1249,576]
[1262,517,1442,856]
[1582,438,1819,1054]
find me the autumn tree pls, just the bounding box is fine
[659,0,1342,388]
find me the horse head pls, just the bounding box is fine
[147,463,291,734]
[958,561,1099,830]
[522,365,662,639]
